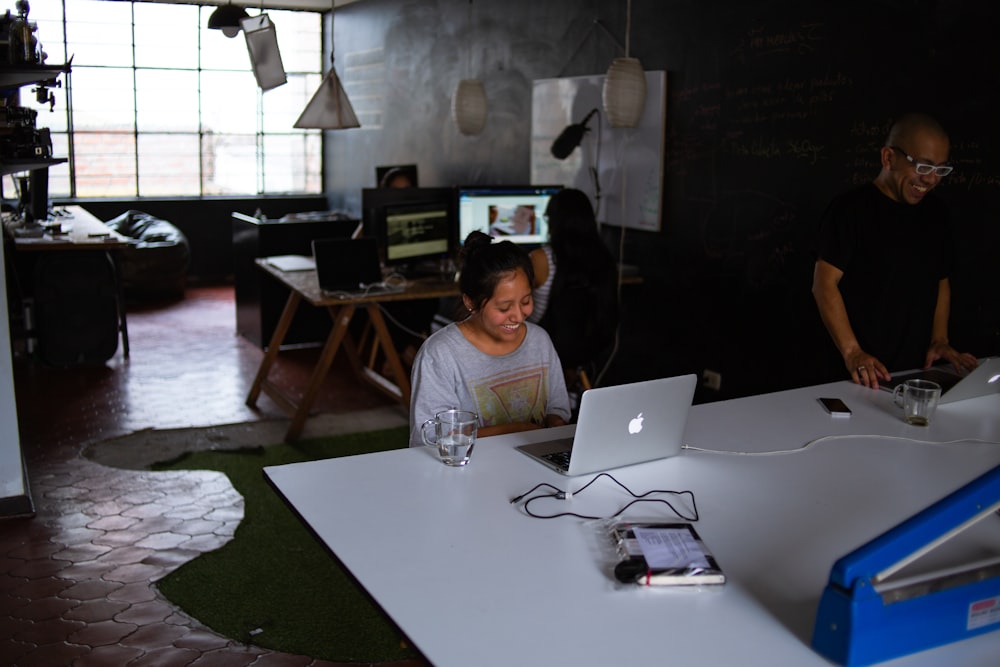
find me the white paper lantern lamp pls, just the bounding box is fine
[603,57,646,128]
[452,79,488,136]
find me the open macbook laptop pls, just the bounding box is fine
[312,237,404,298]
[879,357,1000,404]
[516,374,697,476]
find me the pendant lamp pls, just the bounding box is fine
[208,2,250,38]
[294,0,360,129]
[242,13,286,91]
[602,0,646,128]
[452,0,487,135]
[452,79,487,136]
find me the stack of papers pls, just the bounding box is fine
[266,255,315,272]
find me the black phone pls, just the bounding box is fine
[818,397,852,417]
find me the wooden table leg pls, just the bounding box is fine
[246,290,301,406]
[108,250,130,359]
[284,303,357,442]
[363,303,412,407]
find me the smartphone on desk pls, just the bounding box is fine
[818,397,852,418]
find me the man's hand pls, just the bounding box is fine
[844,349,891,389]
[925,342,978,374]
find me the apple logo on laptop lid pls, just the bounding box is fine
[628,412,644,435]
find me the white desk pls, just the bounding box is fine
[265,380,1000,666]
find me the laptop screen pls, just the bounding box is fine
[312,237,383,292]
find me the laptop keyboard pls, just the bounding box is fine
[541,450,572,470]
[881,368,961,392]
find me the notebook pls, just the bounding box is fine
[312,237,404,298]
[516,374,697,476]
[266,255,315,272]
[879,357,1000,404]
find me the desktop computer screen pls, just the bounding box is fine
[383,201,450,263]
[456,185,562,247]
[361,187,455,270]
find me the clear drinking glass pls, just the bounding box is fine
[421,409,478,466]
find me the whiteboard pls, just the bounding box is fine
[530,71,666,231]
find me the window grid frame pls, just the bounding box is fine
[25,1,323,200]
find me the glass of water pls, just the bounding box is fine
[421,409,479,466]
[893,379,941,426]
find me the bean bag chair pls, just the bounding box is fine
[105,210,190,298]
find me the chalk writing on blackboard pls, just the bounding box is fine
[731,21,826,64]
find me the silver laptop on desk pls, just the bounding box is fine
[516,374,697,476]
[879,357,1000,404]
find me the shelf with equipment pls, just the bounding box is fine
[0,59,70,218]
[0,61,69,89]
[0,62,71,170]
[0,156,66,177]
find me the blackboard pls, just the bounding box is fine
[643,2,1000,278]
[530,71,666,231]
[330,0,1000,389]
[622,1,1000,387]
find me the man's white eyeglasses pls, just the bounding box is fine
[890,146,953,177]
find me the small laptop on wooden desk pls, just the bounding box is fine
[312,237,405,299]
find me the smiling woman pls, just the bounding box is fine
[5,0,322,199]
[408,230,572,445]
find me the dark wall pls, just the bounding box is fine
[61,196,327,283]
[327,0,1000,398]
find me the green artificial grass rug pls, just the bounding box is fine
[153,426,417,663]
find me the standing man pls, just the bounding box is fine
[812,112,978,389]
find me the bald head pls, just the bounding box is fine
[875,113,950,205]
[886,113,949,148]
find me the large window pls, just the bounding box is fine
[5,0,323,199]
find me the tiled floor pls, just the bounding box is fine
[3,286,424,666]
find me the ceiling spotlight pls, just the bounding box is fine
[208,3,250,38]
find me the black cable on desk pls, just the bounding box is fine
[510,472,699,521]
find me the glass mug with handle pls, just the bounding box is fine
[421,409,479,466]
[893,379,942,426]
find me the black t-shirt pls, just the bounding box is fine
[816,183,953,372]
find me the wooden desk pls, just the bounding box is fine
[5,206,129,251]
[246,259,460,442]
[232,211,361,348]
[3,205,130,358]
[265,381,1000,666]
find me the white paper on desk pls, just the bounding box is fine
[266,255,315,271]
[633,526,711,569]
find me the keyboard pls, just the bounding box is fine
[541,449,572,471]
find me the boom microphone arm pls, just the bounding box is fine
[550,108,599,159]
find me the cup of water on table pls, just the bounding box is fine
[893,379,941,426]
[421,409,478,466]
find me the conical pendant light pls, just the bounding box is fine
[294,0,359,129]
[603,0,646,128]
[451,0,487,135]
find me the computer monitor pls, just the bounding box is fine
[361,187,454,270]
[383,201,450,264]
[456,185,562,247]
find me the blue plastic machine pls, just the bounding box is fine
[812,463,1000,665]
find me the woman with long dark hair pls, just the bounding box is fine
[408,231,570,446]
[529,188,619,378]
